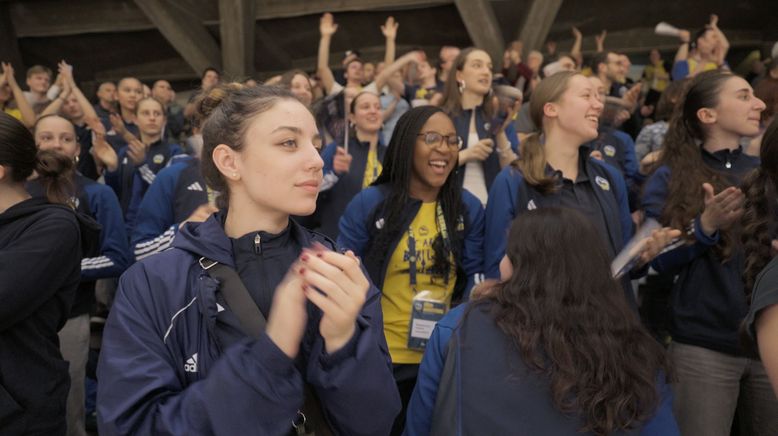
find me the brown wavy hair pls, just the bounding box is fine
[512,70,579,194]
[481,207,668,435]
[742,117,778,296]
[656,69,739,260]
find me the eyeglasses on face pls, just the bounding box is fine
[417,132,463,149]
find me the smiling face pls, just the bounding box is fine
[136,98,166,138]
[349,92,382,134]
[231,99,324,216]
[456,49,493,97]
[704,76,766,138]
[546,74,604,143]
[411,112,458,197]
[289,74,313,107]
[35,115,79,160]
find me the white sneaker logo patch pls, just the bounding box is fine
[184,353,198,373]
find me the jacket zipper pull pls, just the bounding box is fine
[254,233,261,254]
[725,156,732,169]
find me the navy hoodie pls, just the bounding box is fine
[642,147,758,355]
[0,197,98,435]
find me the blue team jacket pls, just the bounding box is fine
[483,158,633,279]
[97,214,401,435]
[449,106,520,191]
[131,156,208,261]
[404,304,680,436]
[337,185,486,300]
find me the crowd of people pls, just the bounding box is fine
[1,9,778,436]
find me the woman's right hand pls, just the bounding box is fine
[266,261,309,358]
[699,183,744,236]
[333,146,353,174]
[460,138,493,164]
[319,13,338,37]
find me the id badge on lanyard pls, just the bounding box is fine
[406,202,450,350]
[408,291,448,350]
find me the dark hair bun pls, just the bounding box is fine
[35,149,75,205]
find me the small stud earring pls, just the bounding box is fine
[233,173,238,178]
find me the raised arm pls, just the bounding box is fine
[373,50,424,93]
[39,79,71,118]
[595,30,607,53]
[381,16,398,66]
[2,62,36,128]
[317,13,339,95]
[675,30,691,63]
[708,14,730,66]
[61,61,99,124]
[570,27,583,67]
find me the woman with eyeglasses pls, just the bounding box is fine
[316,90,385,239]
[339,106,485,435]
[440,47,520,206]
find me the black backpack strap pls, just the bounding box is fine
[199,257,266,338]
[198,257,333,436]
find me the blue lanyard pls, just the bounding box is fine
[406,202,451,289]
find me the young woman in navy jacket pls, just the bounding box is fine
[642,70,778,435]
[97,84,400,436]
[484,71,677,306]
[440,47,520,205]
[338,106,485,435]
[0,113,95,435]
[404,207,678,436]
[33,114,129,436]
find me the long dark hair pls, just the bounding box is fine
[481,207,668,435]
[742,117,778,295]
[0,112,74,205]
[367,106,463,282]
[657,69,739,259]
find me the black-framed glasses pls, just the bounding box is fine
[417,132,462,149]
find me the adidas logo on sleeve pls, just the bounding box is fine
[187,182,204,192]
[184,353,198,373]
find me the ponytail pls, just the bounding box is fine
[35,149,75,206]
[514,132,557,194]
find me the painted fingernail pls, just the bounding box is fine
[316,252,323,258]
[301,254,310,262]
[299,267,305,275]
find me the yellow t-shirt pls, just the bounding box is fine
[3,107,22,121]
[381,202,456,364]
[362,146,382,188]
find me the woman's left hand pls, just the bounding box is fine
[635,227,683,267]
[300,243,370,354]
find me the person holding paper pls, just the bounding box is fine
[641,70,777,435]
[338,106,485,435]
[483,71,677,307]
[405,207,678,436]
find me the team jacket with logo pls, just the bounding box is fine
[131,156,208,261]
[104,139,183,232]
[97,214,401,435]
